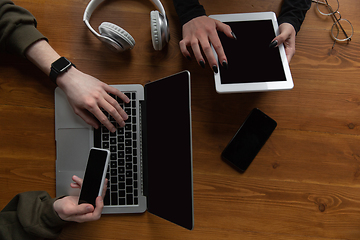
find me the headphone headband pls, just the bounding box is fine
[83,0,166,24]
[83,0,169,51]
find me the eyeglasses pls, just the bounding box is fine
[312,0,353,49]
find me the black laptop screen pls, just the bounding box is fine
[144,71,193,230]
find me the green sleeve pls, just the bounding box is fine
[0,0,47,57]
[0,191,68,240]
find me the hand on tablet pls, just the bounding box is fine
[269,23,296,63]
[180,16,236,73]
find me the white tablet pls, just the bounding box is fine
[209,12,293,93]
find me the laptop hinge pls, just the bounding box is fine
[139,99,148,197]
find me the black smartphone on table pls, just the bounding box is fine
[78,147,110,207]
[222,108,277,172]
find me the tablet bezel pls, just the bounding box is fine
[209,12,293,94]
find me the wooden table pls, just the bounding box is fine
[1,0,360,239]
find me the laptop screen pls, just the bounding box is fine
[144,71,193,230]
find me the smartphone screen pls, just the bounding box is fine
[222,108,277,172]
[78,148,109,207]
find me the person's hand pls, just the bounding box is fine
[180,16,235,73]
[53,175,107,223]
[269,23,297,63]
[57,67,130,133]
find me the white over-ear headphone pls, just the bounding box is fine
[83,0,170,52]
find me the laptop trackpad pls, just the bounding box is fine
[57,128,91,172]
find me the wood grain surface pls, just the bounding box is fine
[1,0,360,239]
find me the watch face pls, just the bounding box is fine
[53,57,72,71]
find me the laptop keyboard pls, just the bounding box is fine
[94,92,139,206]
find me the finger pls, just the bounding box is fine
[72,107,100,129]
[103,93,128,122]
[190,39,206,68]
[179,39,192,59]
[101,179,108,198]
[72,175,83,186]
[207,31,227,70]
[199,38,218,72]
[88,103,117,132]
[105,85,130,104]
[92,196,104,219]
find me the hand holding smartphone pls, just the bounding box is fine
[222,108,277,172]
[78,147,110,207]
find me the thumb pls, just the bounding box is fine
[75,203,95,215]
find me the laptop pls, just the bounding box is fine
[55,71,194,230]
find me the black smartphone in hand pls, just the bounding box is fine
[222,108,277,172]
[78,147,110,207]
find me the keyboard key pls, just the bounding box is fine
[103,142,109,149]
[126,178,133,185]
[118,151,124,158]
[127,194,133,205]
[111,169,117,175]
[126,147,132,154]
[118,143,124,150]
[119,190,125,198]
[104,189,110,205]
[110,146,117,152]
[118,159,124,166]
[111,192,118,205]
[126,163,132,169]
[111,161,117,168]
[119,198,126,205]
[117,128,124,134]
[118,175,125,181]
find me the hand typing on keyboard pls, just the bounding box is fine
[57,68,130,132]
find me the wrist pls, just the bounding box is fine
[50,57,76,85]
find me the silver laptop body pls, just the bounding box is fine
[55,71,194,230]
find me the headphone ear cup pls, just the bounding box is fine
[99,22,135,51]
[150,10,162,51]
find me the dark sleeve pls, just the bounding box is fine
[172,0,207,26]
[0,0,47,57]
[0,191,68,240]
[277,0,312,33]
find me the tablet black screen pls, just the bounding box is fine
[218,20,286,84]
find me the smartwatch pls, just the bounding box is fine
[50,57,76,84]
